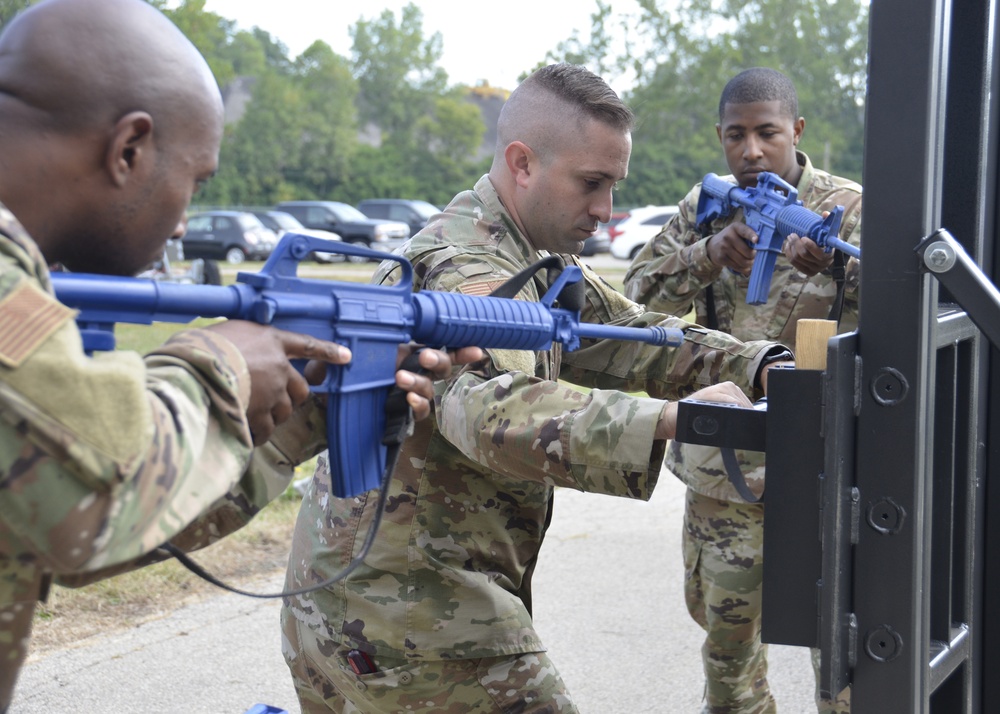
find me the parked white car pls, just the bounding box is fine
[251,210,344,263]
[609,205,679,260]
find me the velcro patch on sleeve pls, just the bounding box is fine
[457,279,507,297]
[0,280,76,368]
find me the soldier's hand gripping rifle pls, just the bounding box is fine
[697,171,861,305]
[52,234,684,498]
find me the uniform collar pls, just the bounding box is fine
[473,175,547,266]
[0,201,54,290]
[794,150,816,191]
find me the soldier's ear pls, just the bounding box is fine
[505,141,535,188]
[105,111,155,188]
[792,117,805,145]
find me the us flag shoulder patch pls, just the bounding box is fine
[457,280,507,297]
[0,280,76,368]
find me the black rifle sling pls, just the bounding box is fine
[705,285,719,331]
[697,223,720,331]
[489,255,566,299]
[159,353,423,600]
[722,448,763,503]
[826,249,847,324]
[825,192,862,324]
[489,256,573,614]
[698,223,757,500]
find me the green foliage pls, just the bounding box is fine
[545,0,869,207]
[341,4,484,203]
[166,0,485,207]
[0,0,35,28]
[626,0,867,205]
[382,93,489,205]
[290,42,360,200]
[64,0,867,214]
[545,1,632,86]
[350,3,448,136]
[159,0,240,87]
[201,72,319,205]
[337,144,419,204]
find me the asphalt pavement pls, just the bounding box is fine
[11,470,817,714]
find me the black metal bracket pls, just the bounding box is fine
[674,398,767,451]
[916,229,1000,350]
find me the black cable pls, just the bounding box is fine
[157,377,416,600]
[158,444,400,599]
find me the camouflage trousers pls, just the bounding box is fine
[282,611,579,713]
[0,558,45,712]
[683,489,850,714]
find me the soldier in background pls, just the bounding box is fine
[0,0,468,708]
[281,63,794,713]
[624,67,861,713]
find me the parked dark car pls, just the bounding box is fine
[181,210,277,264]
[357,198,440,238]
[276,200,409,262]
[251,210,344,263]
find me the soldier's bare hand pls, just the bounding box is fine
[707,223,757,275]
[657,381,753,440]
[784,233,835,277]
[395,345,484,421]
[205,321,350,445]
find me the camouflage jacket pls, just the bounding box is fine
[282,174,786,662]
[623,151,863,500]
[0,203,322,707]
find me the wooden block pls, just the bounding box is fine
[795,319,837,370]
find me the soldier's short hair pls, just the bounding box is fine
[496,63,634,154]
[524,63,635,132]
[718,68,799,121]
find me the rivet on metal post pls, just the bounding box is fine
[866,497,906,535]
[870,366,909,407]
[922,240,956,273]
[865,624,903,662]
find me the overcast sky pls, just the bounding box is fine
[191,0,631,92]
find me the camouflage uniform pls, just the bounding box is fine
[624,151,861,714]
[0,203,323,709]
[281,174,788,713]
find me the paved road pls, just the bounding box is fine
[11,473,817,714]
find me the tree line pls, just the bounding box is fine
[0,0,869,209]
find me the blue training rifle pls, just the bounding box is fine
[697,171,861,305]
[51,233,684,498]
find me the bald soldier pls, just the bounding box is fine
[0,0,471,708]
[281,63,792,713]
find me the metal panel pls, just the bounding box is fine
[847,0,997,710]
[816,333,860,700]
[760,368,823,647]
[853,0,947,709]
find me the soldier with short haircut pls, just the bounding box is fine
[0,1,460,708]
[281,63,793,713]
[624,67,861,713]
